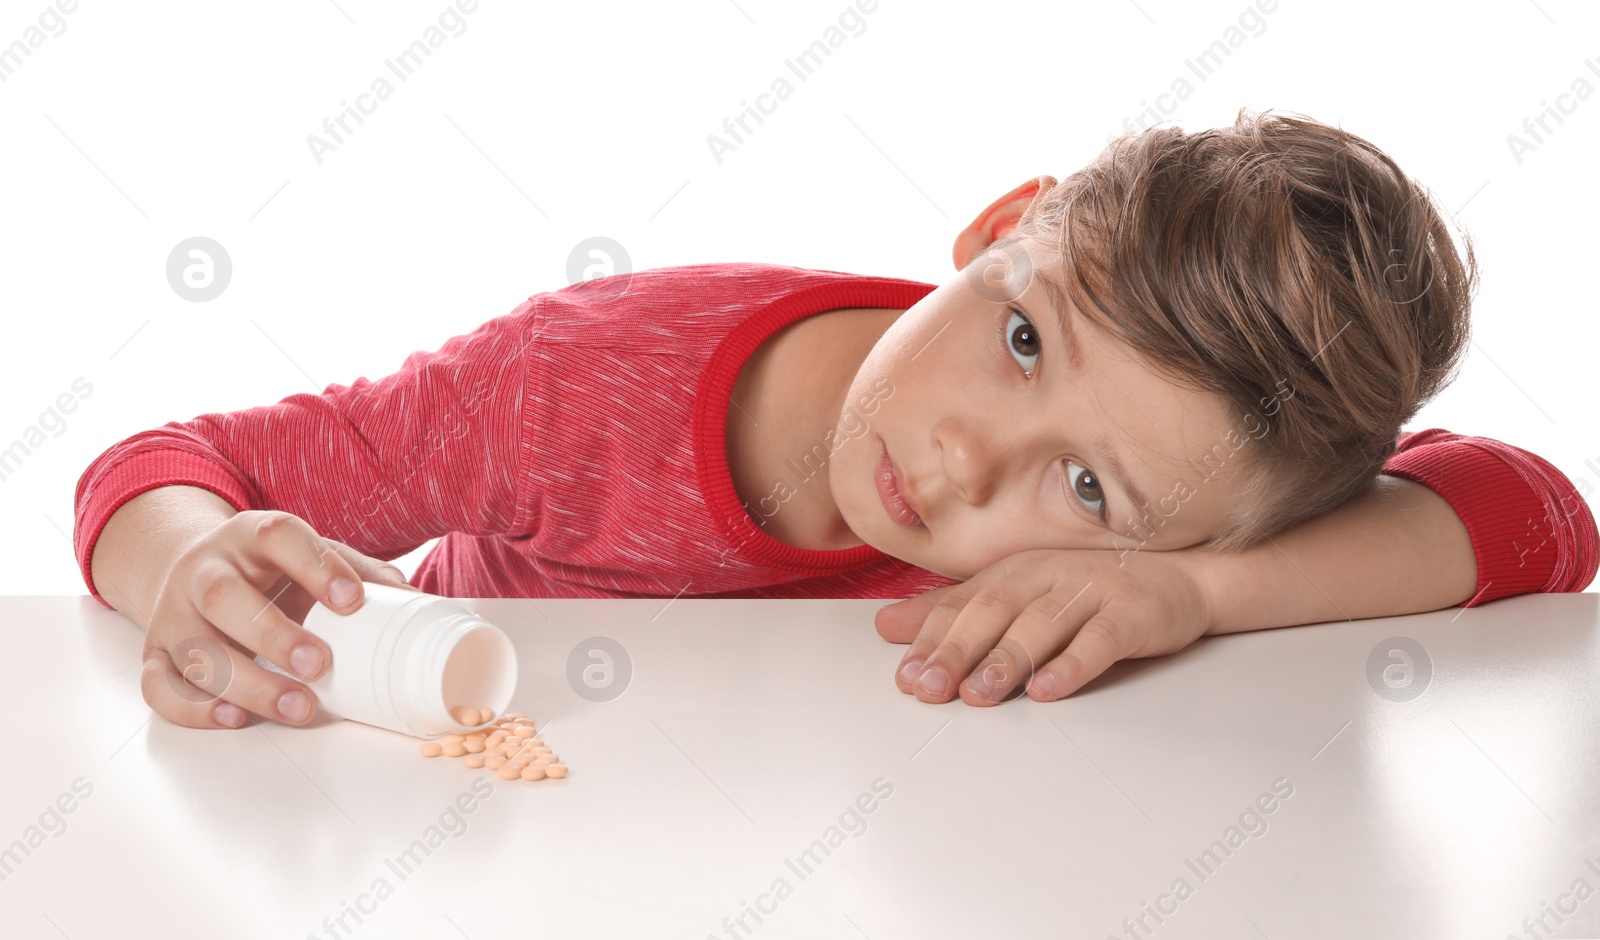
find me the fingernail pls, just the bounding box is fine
[1033,672,1058,699]
[898,659,925,686]
[968,661,1002,699]
[290,644,325,681]
[916,666,949,697]
[214,702,245,727]
[278,690,311,723]
[329,577,358,608]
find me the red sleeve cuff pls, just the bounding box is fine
[74,449,257,609]
[1382,430,1599,607]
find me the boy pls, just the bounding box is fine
[75,109,1597,729]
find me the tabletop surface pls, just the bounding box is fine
[1,592,1597,940]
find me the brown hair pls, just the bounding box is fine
[1014,107,1478,551]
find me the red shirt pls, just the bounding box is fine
[73,263,1598,607]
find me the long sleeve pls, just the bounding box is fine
[1380,428,1599,607]
[72,302,538,609]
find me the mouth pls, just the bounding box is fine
[875,438,926,532]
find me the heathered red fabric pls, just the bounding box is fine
[73,263,1598,608]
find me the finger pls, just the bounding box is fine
[891,591,968,694]
[141,645,246,729]
[143,628,323,728]
[874,583,961,644]
[1026,611,1135,702]
[190,564,335,684]
[910,588,1026,704]
[250,512,379,615]
[958,584,1095,705]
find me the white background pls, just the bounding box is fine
[1,0,1595,594]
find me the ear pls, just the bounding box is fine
[951,175,1058,271]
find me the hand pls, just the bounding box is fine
[143,510,422,729]
[874,547,1215,705]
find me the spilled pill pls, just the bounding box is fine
[418,713,569,782]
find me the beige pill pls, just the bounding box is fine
[534,755,554,765]
[545,764,568,778]
[419,742,443,758]
[442,741,467,757]
[463,753,486,769]
[442,734,465,745]
[532,748,553,758]
[486,731,506,746]
[477,706,494,724]
[450,705,479,725]
[520,764,546,781]
[513,726,535,739]
[502,712,526,721]
[484,755,504,770]
[497,764,521,781]
[463,738,485,754]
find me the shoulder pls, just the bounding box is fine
[527,262,934,354]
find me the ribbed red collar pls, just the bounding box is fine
[692,274,937,572]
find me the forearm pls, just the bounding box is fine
[90,485,239,632]
[1192,475,1478,635]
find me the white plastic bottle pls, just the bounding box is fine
[300,582,518,738]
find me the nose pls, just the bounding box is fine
[934,417,1001,506]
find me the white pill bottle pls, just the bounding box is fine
[300,582,518,738]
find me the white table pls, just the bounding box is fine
[1,593,1597,939]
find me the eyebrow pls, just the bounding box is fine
[1035,270,1085,373]
[1035,270,1154,532]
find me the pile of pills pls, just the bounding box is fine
[419,711,568,781]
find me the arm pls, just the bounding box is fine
[1197,474,1476,635]
[75,300,538,612]
[1199,428,1598,634]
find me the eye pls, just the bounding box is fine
[1065,459,1108,521]
[1002,308,1041,377]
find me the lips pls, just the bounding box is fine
[875,439,925,531]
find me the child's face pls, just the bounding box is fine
[828,235,1245,580]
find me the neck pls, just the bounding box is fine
[727,306,902,552]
